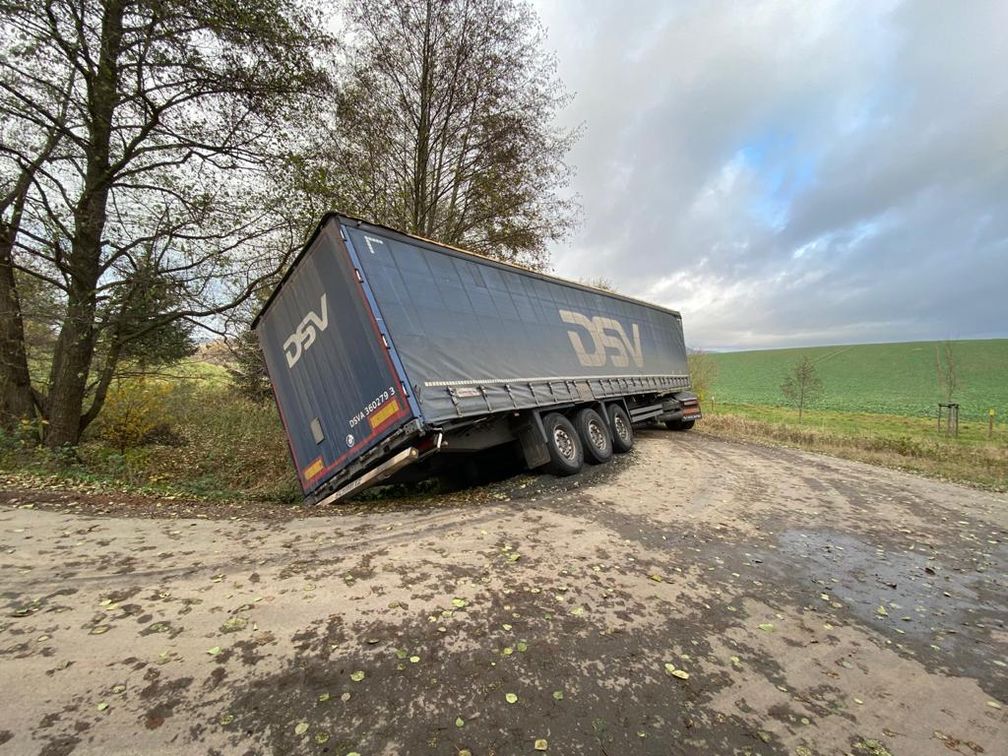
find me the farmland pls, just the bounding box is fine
[708,339,1008,422]
[698,339,1008,491]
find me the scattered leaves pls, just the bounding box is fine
[220,617,247,633]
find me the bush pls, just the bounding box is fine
[93,378,174,451]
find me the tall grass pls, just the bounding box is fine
[1,374,300,502]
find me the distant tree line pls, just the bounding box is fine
[0,0,577,445]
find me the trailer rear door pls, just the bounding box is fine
[254,221,413,494]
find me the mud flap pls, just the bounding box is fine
[514,412,550,469]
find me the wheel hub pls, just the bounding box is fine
[614,415,629,441]
[587,419,607,450]
[553,427,576,460]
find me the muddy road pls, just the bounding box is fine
[1,431,1006,755]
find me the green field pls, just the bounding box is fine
[709,339,1008,422]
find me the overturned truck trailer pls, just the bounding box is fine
[252,214,701,503]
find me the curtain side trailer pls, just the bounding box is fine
[252,214,701,503]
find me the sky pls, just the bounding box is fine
[534,0,1008,350]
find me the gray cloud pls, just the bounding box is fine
[535,0,1008,348]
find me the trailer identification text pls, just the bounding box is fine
[284,293,328,369]
[559,309,644,368]
[349,386,398,430]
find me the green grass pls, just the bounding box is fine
[709,339,1008,422]
[700,403,1008,491]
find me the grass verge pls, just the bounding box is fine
[698,403,1008,491]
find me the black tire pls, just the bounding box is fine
[680,419,695,431]
[607,404,634,453]
[543,412,583,476]
[575,407,613,464]
[665,418,695,431]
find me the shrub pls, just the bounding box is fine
[93,378,174,452]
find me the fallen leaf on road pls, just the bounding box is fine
[294,722,309,735]
[534,738,548,751]
[350,670,365,681]
[207,646,221,656]
[452,598,467,608]
[315,732,329,744]
[552,690,564,700]
[97,702,109,711]
[505,693,518,704]
[455,716,464,728]
[318,692,330,702]
[220,617,247,633]
[758,623,774,632]
[877,605,888,617]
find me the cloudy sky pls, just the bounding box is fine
[535,0,1008,350]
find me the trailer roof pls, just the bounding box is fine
[252,212,683,328]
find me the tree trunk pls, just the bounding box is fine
[0,221,36,431]
[45,0,125,448]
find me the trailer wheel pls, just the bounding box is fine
[575,408,613,464]
[665,418,696,431]
[607,404,634,453]
[543,412,583,476]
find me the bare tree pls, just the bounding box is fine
[935,340,958,405]
[0,0,334,446]
[780,354,823,422]
[579,276,615,292]
[330,0,579,270]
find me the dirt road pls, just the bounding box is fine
[1,431,1005,755]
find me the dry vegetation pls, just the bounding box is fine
[699,406,1008,491]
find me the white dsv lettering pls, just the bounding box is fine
[283,293,328,368]
[559,308,643,368]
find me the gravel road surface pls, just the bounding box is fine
[1,431,1005,755]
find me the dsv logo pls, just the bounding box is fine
[283,293,328,368]
[559,309,643,368]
